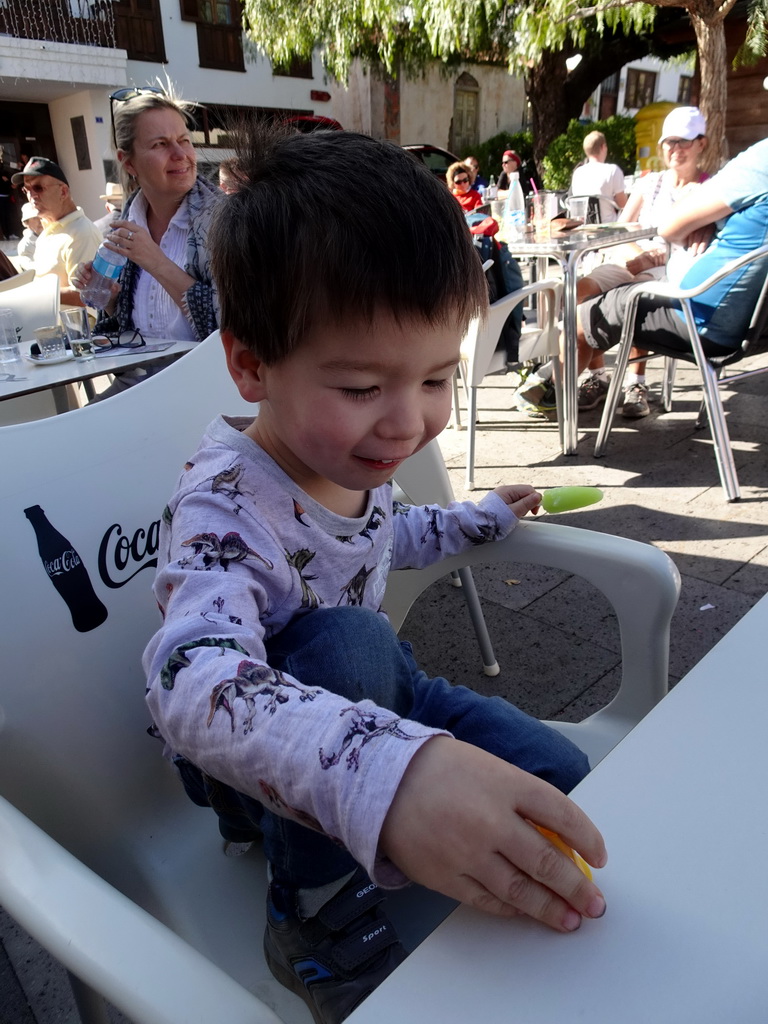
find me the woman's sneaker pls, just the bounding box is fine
[264,868,407,1024]
[621,382,650,418]
[577,375,610,410]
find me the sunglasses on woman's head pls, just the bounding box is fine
[453,176,471,185]
[109,86,166,146]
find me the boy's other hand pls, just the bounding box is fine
[380,737,607,932]
[493,484,542,518]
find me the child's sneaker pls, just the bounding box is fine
[264,868,407,1024]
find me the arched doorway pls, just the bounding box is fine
[451,72,479,156]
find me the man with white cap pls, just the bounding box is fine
[16,201,43,269]
[11,156,101,306]
[574,136,768,391]
[94,182,124,237]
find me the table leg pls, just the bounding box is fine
[560,255,580,455]
[51,384,80,415]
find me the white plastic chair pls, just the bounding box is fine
[593,244,768,502]
[455,279,562,489]
[0,271,59,338]
[0,266,35,292]
[0,331,680,1024]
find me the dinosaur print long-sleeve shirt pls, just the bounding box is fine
[143,416,519,886]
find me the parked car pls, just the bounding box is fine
[401,144,460,180]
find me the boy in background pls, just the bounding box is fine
[143,126,607,1024]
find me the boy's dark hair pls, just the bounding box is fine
[210,123,488,363]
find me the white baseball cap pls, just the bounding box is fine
[21,202,39,224]
[659,106,707,143]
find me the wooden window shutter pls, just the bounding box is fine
[180,0,201,23]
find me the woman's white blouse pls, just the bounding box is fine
[128,192,196,342]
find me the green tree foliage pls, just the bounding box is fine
[241,0,768,169]
[541,116,637,190]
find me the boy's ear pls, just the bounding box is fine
[221,329,268,402]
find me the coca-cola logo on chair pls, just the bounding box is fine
[25,505,161,633]
[98,520,160,589]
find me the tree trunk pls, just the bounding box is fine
[527,51,571,170]
[689,9,730,171]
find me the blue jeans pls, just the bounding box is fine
[176,607,589,888]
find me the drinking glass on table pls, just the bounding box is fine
[0,308,20,364]
[568,197,590,225]
[61,307,95,360]
[34,325,67,360]
[528,193,560,237]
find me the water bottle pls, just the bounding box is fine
[486,174,498,200]
[80,243,127,309]
[503,172,526,239]
[24,505,109,632]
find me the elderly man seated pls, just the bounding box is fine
[574,137,768,393]
[12,157,101,306]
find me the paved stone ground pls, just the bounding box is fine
[2,349,767,1022]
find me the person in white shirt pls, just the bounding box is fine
[12,157,101,306]
[570,132,628,223]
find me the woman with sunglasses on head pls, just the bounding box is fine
[447,161,484,212]
[73,89,220,396]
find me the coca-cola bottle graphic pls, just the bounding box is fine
[24,505,108,632]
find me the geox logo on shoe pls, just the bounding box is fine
[357,883,377,898]
[294,958,333,987]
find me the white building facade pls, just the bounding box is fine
[0,0,332,223]
[584,55,697,122]
[330,61,527,156]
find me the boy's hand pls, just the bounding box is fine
[493,484,542,518]
[380,738,607,932]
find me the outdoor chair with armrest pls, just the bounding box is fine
[564,195,621,224]
[0,332,679,1024]
[0,270,58,337]
[593,243,768,501]
[454,278,563,490]
[0,266,35,292]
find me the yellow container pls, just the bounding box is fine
[633,101,678,172]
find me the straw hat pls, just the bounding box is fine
[99,182,124,205]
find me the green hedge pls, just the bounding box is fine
[541,116,637,191]
[464,130,535,183]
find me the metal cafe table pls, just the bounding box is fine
[505,222,657,454]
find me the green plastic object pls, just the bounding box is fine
[540,486,604,514]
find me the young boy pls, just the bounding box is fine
[143,127,607,1024]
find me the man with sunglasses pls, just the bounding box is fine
[11,157,101,306]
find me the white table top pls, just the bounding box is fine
[350,594,768,1023]
[0,337,197,402]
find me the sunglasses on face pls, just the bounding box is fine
[23,182,57,196]
[453,176,471,185]
[662,137,697,151]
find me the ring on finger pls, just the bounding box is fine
[127,230,133,241]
